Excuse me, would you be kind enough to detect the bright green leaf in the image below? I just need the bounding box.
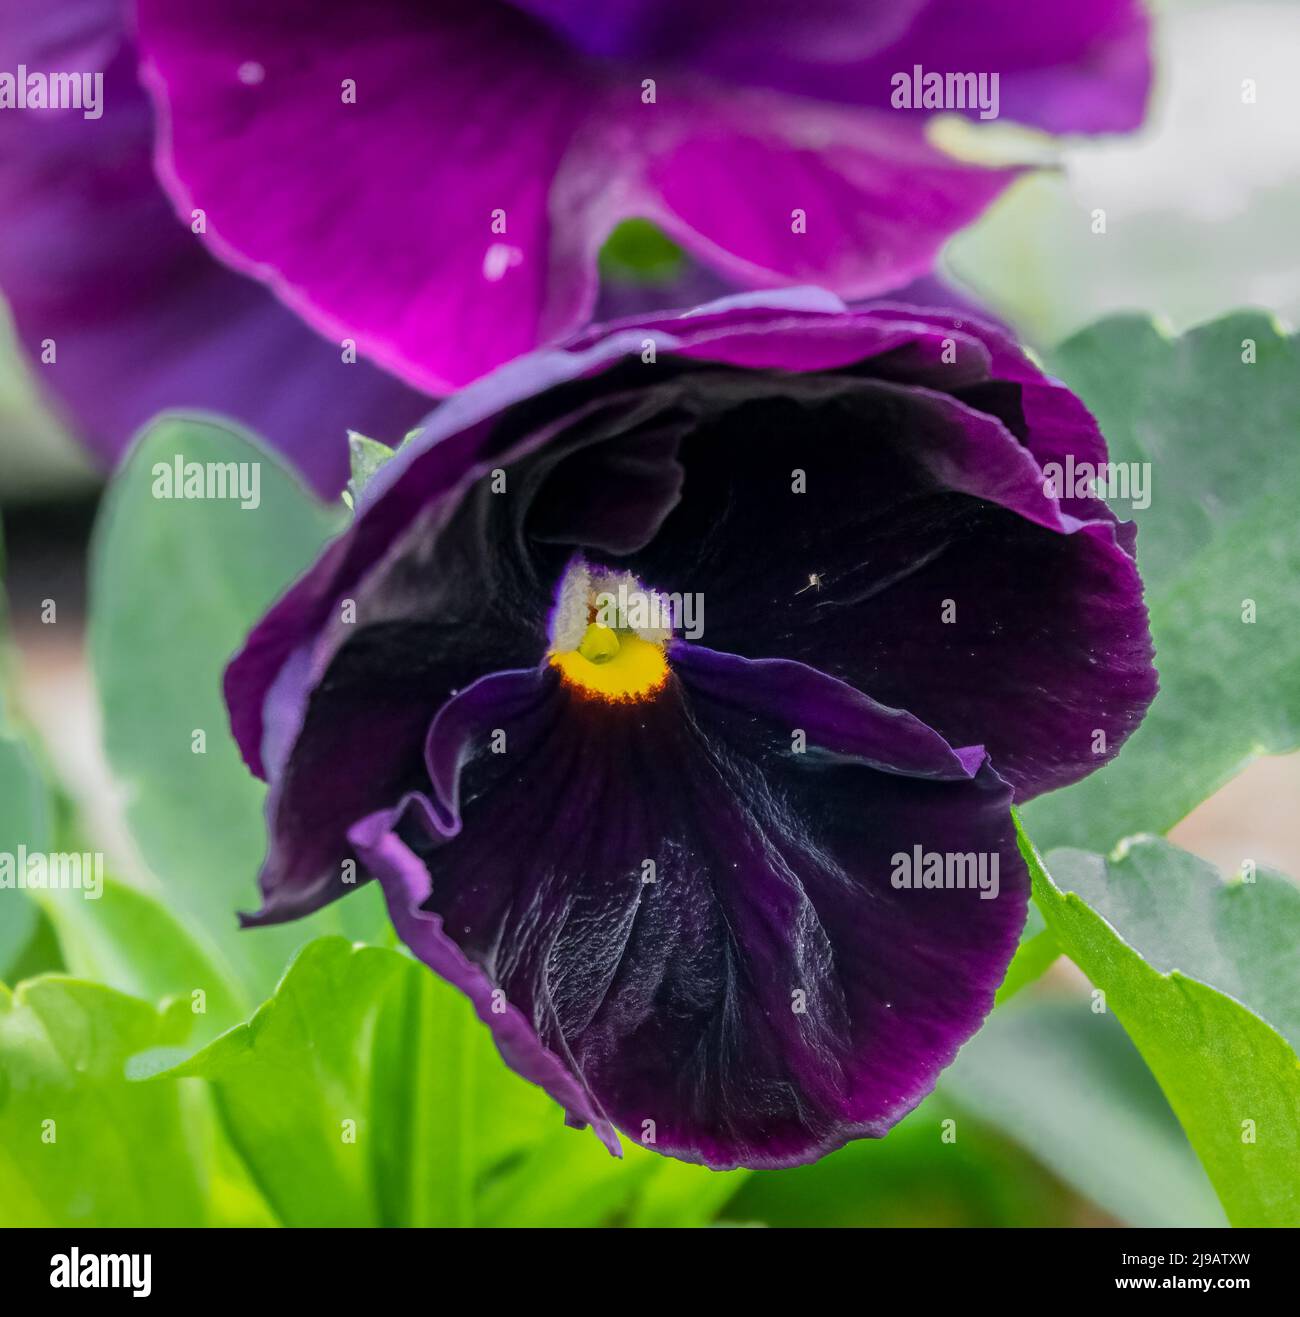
[624,1157,748,1229]
[599,218,687,284]
[0,977,207,1225]
[993,902,1058,1005]
[171,937,634,1227]
[32,874,243,1043]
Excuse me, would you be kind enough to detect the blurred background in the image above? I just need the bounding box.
[2,0,1297,1226]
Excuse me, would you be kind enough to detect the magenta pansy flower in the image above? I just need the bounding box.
[0,2,429,495]
[136,0,1151,395]
[224,293,1157,1167]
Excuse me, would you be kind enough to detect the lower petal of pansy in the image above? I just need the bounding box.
[356,640,1027,1169]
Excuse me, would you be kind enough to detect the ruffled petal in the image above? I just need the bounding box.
[231,303,1154,810]
[238,385,696,919]
[357,651,1027,1168]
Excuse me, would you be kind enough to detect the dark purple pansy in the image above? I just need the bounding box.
[0,2,429,495]
[226,293,1157,1168]
[136,0,1150,394]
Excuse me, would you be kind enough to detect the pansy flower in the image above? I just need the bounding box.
[226,293,1157,1168]
[0,2,429,495]
[136,0,1151,394]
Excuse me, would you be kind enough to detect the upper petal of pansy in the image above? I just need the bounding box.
[223,330,709,780]
[620,367,1155,799]
[135,0,610,396]
[0,2,428,496]
[679,0,1151,133]
[354,649,1027,1169]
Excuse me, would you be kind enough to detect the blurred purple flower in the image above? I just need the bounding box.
[225,293,1156,1167]
[0,3,430,496]
[135,0,1150,395]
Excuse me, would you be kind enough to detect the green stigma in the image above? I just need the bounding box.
[577,623,621,664]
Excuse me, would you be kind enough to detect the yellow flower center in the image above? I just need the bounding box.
[550,622,669,702]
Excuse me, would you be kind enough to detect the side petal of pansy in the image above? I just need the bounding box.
[0,1,428,496]
[352,652,1026,1169]
[135,0,1150,391]
[239,373,697,923]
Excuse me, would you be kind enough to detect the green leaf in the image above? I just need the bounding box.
[0,732,49,981]
[478,1128,657,1228]
[0,977,208,1225]
[1023,313,1300,849]
[948,997,1225,1226]
[345,430,395,506]
[730,1094,1072,1228]
[0,645,53,979]
[172,937,639,1227]
[171,937,404,1225]
[625,1157,749,1229]
[598,218,687,284]
[993,903,1058,1005]
[89,416,387,1005]
[1020,820,1300,1226]
[32,874,243,1043]
[0,518,63,984]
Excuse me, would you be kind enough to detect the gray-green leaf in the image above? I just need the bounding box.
[1023,313,1300,849]
[89,416,386,1006]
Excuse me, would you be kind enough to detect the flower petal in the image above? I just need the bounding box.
[356,651,1027,1168]
[621,368,1154,797]
[238,386,695,919]
[136,0,605,395]
[0,3,427,495]
[635,92,1020,301]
